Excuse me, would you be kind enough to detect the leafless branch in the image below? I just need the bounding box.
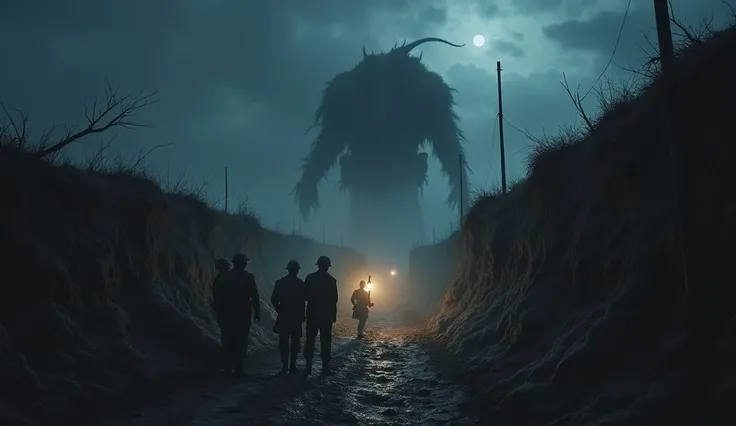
[0,102,30,148]
[34,82,157,157]
[84,137,117,172]
[613,61,656,84]
[668,1,716,51]
[167,166,189,193]
[592,76,636,118]
[236,197,259,221]
[725,1,736,21]
[560,73,595,133]
[624,33,663,81]
[189,175,212,200]
[128,142,173,171]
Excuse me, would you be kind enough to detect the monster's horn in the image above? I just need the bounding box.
[392,37,465,55]
[363,46,368,58]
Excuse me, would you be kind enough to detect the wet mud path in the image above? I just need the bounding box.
[272,326,478,426]
[103,323,478,426]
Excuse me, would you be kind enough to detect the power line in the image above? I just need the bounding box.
[580,0,633,102]
[502,116,536,143]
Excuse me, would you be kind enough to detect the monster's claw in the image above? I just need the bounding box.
[293,181,319,219]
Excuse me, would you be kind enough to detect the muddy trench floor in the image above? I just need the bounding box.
[98,321,479,426]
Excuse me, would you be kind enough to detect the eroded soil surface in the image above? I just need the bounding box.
[101,321,478,426]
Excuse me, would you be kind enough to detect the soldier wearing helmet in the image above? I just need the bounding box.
[217,253,261,377]
[351,279,374,338]
[303,255,339,376]
[270,260,306,375]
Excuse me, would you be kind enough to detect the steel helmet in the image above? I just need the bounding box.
[215,258,231,270]
[286,260,301,270]
[315,255,332,267]
[232,253,249,267]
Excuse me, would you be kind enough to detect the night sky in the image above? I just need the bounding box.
[1,0,731,244]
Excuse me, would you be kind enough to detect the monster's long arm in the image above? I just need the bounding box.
[423,72,470,211]
[293,73,351,217]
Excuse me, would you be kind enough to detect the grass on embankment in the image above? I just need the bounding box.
[420,20,736,426]
[0,140,364,426]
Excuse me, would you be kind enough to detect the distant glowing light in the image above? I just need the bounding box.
[473,34,486,47]
[390,269,397,276]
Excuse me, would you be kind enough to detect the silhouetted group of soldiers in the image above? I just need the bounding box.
[212,253,370,378]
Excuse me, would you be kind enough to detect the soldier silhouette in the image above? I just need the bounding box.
[351,279,374,338]
[303,255,338,376]
[271,260,306,375]
[217,253,260,377]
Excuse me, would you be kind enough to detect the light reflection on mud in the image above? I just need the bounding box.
[276,328,478,425]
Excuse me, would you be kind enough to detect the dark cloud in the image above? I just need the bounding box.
[512,0,563,13]
[420,5,449,27]
[503,0,599,15]
[0,0,726,242]
[509,31,525,41]
[444,63,582,186]
[542,0,732,69]
[475,1,501,18]
[0,0,450,237]
[493,40,525,58]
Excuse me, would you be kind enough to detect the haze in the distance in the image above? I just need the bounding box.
[0,0,730,247]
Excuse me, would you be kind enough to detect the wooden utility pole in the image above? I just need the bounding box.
[322,223,326,244]
[496,61,508,195]
[652,1,711,423]
[653,0,684,285]
[224,166,229,212]
[433,226,436,244]
[653,0,675,73]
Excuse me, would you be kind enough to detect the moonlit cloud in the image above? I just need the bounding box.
[0,0,731,244]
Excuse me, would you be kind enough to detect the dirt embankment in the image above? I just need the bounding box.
[422,25,736,425]
[407,232,461,317]
[0,149,365,426]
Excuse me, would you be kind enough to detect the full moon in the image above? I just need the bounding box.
[473,34,486,47]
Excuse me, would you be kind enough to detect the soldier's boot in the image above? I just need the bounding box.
[321,359,335,377]
[289,352,300,374]
[276,351,289,376]
[303,358,313,376]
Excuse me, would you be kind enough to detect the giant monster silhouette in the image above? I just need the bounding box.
[293,37,469,260]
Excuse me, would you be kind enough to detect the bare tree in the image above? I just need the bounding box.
[1,81,156,157]
[560,73,596,133]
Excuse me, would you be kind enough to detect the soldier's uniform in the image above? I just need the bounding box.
[303,255,338,376]
[271,260,306,375]
[350,283,372,338]
[219,253,260,377]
